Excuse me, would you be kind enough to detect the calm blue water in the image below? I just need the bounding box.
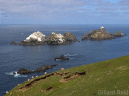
[0,24,129,95]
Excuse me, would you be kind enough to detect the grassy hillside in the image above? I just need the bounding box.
[5,55,129,96]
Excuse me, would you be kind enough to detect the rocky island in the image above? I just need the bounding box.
[54,54,69,61]
[82,26,126,40]
[11,31,77,45]
[15,64,58,74]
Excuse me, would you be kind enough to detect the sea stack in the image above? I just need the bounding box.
[82,26,114,40]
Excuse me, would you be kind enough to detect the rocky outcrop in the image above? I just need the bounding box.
[54,54,69,61]
[11,31,77,45]
[17,68,34,74]
[47,32,77,45]
[88,26,114,40]
[17,65,57,74]
[10,41,17,45]
[18,40,47,45]
[113,31,126,37]
[11,31,47,45]
[35,65,57,72]
[82,33,88,40]
[64,32,77,42]
[47,32,65,45]
[24,31,47,42]
[82,26,126,41]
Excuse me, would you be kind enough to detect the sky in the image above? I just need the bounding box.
[0,0,129,24]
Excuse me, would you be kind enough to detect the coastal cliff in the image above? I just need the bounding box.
[5,55,129,96]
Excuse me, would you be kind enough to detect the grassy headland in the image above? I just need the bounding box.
[5,55,129,96]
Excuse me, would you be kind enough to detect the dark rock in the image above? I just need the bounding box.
[64,32,77,42]
[17,65,57,74]
[17,68,35,74]
[54,54,69,61]
[10,41,18,45]
[13,72,16,75]
[113,31,126,37]
[18,41,47,45]
[47,40,59,45]
[35,64,58,72]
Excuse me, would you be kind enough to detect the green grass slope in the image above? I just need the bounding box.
[5,55,129,96]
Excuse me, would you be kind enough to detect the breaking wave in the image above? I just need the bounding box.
[5,71,27,78]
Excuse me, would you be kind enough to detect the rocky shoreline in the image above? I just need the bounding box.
[14,64,58,74]
[14,55,69,75]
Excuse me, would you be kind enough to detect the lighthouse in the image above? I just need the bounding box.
[101,26,104,29]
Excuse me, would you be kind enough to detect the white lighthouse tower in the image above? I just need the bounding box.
[101,26,104,29]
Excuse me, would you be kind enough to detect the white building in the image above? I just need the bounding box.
[101,26,104,29]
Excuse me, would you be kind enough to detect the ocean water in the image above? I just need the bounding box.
[0,24,129,95]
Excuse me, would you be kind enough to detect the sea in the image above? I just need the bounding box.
[0,24,129,96]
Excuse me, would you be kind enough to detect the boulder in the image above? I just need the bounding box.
[17,68,34,74]
[10,41,17,45]
[64,32,77,42]
[113,31,126,37]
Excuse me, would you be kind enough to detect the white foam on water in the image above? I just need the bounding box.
[64,54,78,57]
[5,71,27,78]
[55,59,61,61]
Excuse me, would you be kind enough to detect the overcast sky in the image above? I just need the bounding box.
[0,0,129,24]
